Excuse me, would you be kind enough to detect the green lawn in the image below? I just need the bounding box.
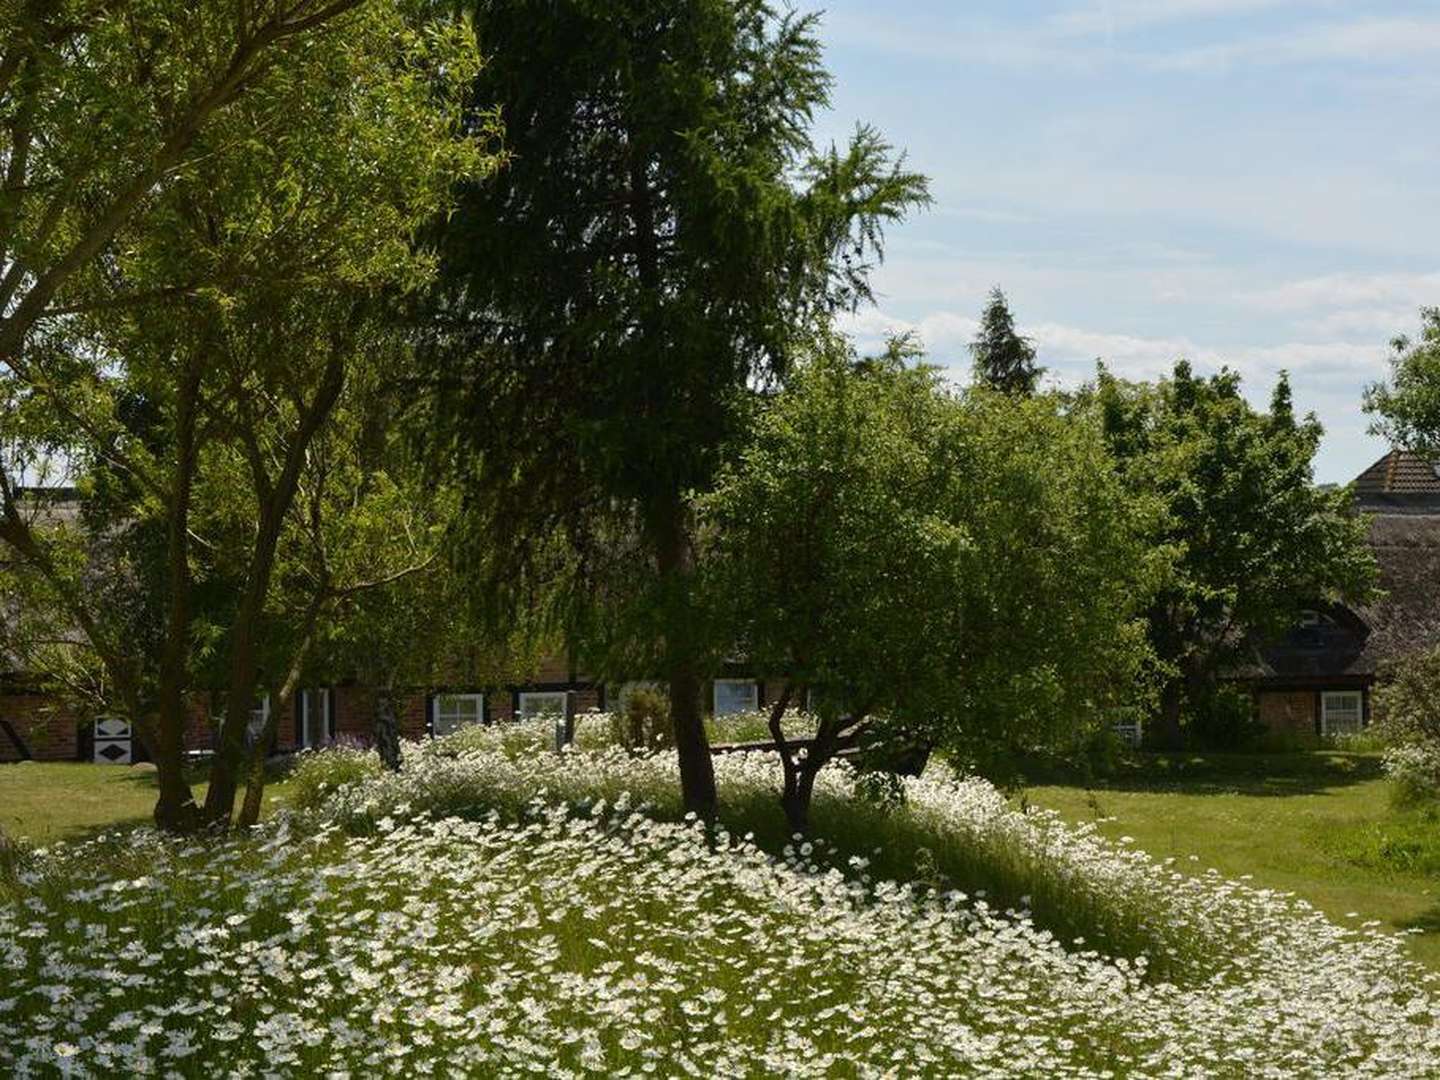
[0,762,290,844]
[1020,750,1440,969]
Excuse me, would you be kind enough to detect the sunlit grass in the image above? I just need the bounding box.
[1020,750,1440,970]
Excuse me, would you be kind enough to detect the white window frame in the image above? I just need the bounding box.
[432,692,485,738]
[1320,691,1364,736]
[518,691,569,721]
[712,678,759,717]
[247,695,271,745]
[1112,718,1143,748]
[299,688,332,749]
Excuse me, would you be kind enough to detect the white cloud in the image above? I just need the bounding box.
[1156,18,1440,72]
[1243,272,1440,313]
[844,307,1387,385]
[1050,0,1329,37]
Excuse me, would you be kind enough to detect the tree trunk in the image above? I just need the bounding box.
[375,678,402,772]
[204,351,345,826]
[235,736,269,829]
[651,490,717,820]
[147,708,201,832]
[1158,679,1184,749]
[154,355,203,832]
[782,765,820,836]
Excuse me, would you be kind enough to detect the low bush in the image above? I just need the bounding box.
[609,687,672,752]
[1183,684,1266,750]
[285,743,385,811]
[1384,742,1440,808]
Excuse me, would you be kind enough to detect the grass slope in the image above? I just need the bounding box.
[1021,751,1440,969]
[5,741,1438,1077]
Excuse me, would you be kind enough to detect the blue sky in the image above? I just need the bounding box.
[803,0,1440,482]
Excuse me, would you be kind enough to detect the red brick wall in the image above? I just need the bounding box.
[0,693,83,762]
[184,694,215,753]
[324,687,430,745]
[1257,690,1316,735]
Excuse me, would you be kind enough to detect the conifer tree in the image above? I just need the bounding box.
[970,288,1041,396]
[430,0,930,817]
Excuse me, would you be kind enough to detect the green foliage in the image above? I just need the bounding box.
[1364,307,1440,453]
[427,0,930,673]
[287,745,385,812]
[1,0,497,826]
[1383,745,1440,809]
[1181,684,1264,751]
[700,338,1157,766]
[611,688,674,753]
[970,287,1041,396]
[1085,361,1377,742]
[1374,646,1440,748]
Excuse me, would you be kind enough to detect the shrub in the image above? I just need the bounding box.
[609,687,672,752]
[286,743,385,810]
[1383,742,1440,807]
[1374,647,1440,746]
[1184,684,1264,749]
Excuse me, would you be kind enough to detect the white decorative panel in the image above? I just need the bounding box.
[94,717,132,765]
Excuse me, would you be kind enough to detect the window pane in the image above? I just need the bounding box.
[519,692,567,719]
[714,680,758,717]
[434,694,483,737]
[1323,693,1362,735]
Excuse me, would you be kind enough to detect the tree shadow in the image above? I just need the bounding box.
[1017,750,1385,798]
[1399,903,1440,935]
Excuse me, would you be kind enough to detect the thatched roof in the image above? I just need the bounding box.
[1347,509,1440,673]
[1243,451,1440,682]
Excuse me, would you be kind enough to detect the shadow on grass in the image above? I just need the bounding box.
[1016,750,1384,798]
[1399,902,1440,936]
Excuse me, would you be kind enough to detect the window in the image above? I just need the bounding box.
[432,693,484,737]
[518,691,568,721]
[1112,718,1142,748]
[298,688,332,749]
[713,678,759,717]
[247,695,270,746]
[1321,691,1363,736]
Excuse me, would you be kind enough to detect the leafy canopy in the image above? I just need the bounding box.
[1364,307,1440,453]
[701,338,1156,766]
[429,0,930,631]
[1087,360,1376,726]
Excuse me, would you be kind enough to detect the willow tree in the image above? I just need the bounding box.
[0,1,492,830]
[430,0,929,817]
